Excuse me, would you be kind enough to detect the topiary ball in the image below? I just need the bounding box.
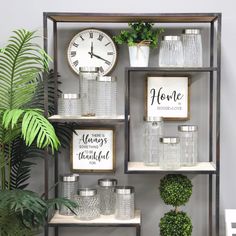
[160,210,192,236]
[159,174,193,207]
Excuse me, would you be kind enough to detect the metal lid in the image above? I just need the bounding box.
[145,116,163,122]
[183,29,200,35]
[79,67,99,73]
[162,36,181,41]
[98,178,118,187]
[160,137,180,144]
[77,188,97,196]
[115,186,135,194]
[97,76,117,82]
[60,174,79,182]
[178,125,198,132]
[60,93,79,99]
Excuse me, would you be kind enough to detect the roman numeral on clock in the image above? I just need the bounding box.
[89,32,93,38]
[71,51,76,57]
[80,35,84,41]
[107,52,114,55]
[97,34,104,41]
[105,61,111,65]
[99,66,104,73]
[105,42,111,47]
[73,60,79,67]
[73,42,79,47]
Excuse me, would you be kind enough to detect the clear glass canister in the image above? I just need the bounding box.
[144,117,163,166]
[178,125,198,166]
[58,94,81,116]
[59,174,79,215]
[98,178,117,215]
[74,188,100,220]
[115,186,135,220]
[159,137,180,170]
[159,36,184,67]
[182,29,203,67]
[79,67,99,116]
[96,76,117,117]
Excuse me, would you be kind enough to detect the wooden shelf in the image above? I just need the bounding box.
[49,210,141,226]
[46,12,220,23]
[127,162,216,174]
[126,67,218,73]
[48,115,125,124]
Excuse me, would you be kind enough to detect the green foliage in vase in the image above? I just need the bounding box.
[159,210,192,236]
[159,174,193,207]
[113,22,164,48]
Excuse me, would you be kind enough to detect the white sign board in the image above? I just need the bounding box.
[146,76,189,120]
[72,128,115,172]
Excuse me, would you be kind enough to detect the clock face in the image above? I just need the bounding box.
[67,29,117,75]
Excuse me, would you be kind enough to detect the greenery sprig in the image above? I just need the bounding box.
[113,22,164,48]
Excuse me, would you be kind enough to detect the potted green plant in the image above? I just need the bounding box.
[114,22,163,67]
[0,29,76,235]
[159,174,193,236]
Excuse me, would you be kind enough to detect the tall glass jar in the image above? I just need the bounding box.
[182,29,203,67]
[144,117,163,166]
[159,36,184,67]
[98,178,117,215]
[96,76,117,117]
[159,137,180,170]
[178,125,198,166]
[74,188,100,220]
[58,93,81,116]
[79,67,99,116]
[59,174,79,216]
[115,186,135,220]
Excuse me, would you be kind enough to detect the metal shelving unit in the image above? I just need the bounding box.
[43,12,221,236]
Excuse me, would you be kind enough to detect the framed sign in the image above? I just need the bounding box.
[72,128,115,172]
[146,76,190,120]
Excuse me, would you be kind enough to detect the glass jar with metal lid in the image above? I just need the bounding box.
[79,67,99,116]
[158,36,184,67]
[96,76,117,117]
[182,29,203,67]
[159,137,180,170]
[74,188,100,220]
[115,186,135,220]
[178,125,198,166]
[58,93,81,116]
[98,178,117,215]
[144,116,163,166]
[59,174,79,216]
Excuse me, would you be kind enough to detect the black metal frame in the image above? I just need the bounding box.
[43,12,221,236]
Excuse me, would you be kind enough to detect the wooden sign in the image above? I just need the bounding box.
[146,76,189,120]
[72,128,115,172]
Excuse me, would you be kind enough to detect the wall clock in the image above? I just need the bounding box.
[67,29,118,76]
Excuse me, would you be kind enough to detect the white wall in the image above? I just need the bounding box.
[1,0,235,235]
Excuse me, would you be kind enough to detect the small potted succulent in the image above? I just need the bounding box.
[114,22,163,67]
[159,174,193,236]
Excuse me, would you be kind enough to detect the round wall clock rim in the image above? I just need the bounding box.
[67,28,118,76]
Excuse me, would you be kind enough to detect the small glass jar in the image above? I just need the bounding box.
[115,186,135,220]
[98,178,117,215]
[182,29,203,67]
[74,188,100,221]
[58,94,81,116]
[178,125,198,166]
[144,117,163,166]
[96,76,117,117]
[59,174,79,216]
[79,67,99,116]
[159,36,184,67]
[159,137,180,170]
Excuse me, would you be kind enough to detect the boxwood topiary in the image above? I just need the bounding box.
[159,174,193,207]
[160,210,192,236]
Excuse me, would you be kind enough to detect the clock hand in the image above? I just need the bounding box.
[88,52,110,64]
[90,42,93,58]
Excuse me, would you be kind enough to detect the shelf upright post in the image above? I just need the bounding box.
[216,13,222,236]
[43,12,49,236]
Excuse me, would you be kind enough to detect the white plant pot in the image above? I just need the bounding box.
[128,45,150,67]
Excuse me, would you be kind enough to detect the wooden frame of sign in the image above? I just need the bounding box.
[146,75,190,121]
[71,127,115,173]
